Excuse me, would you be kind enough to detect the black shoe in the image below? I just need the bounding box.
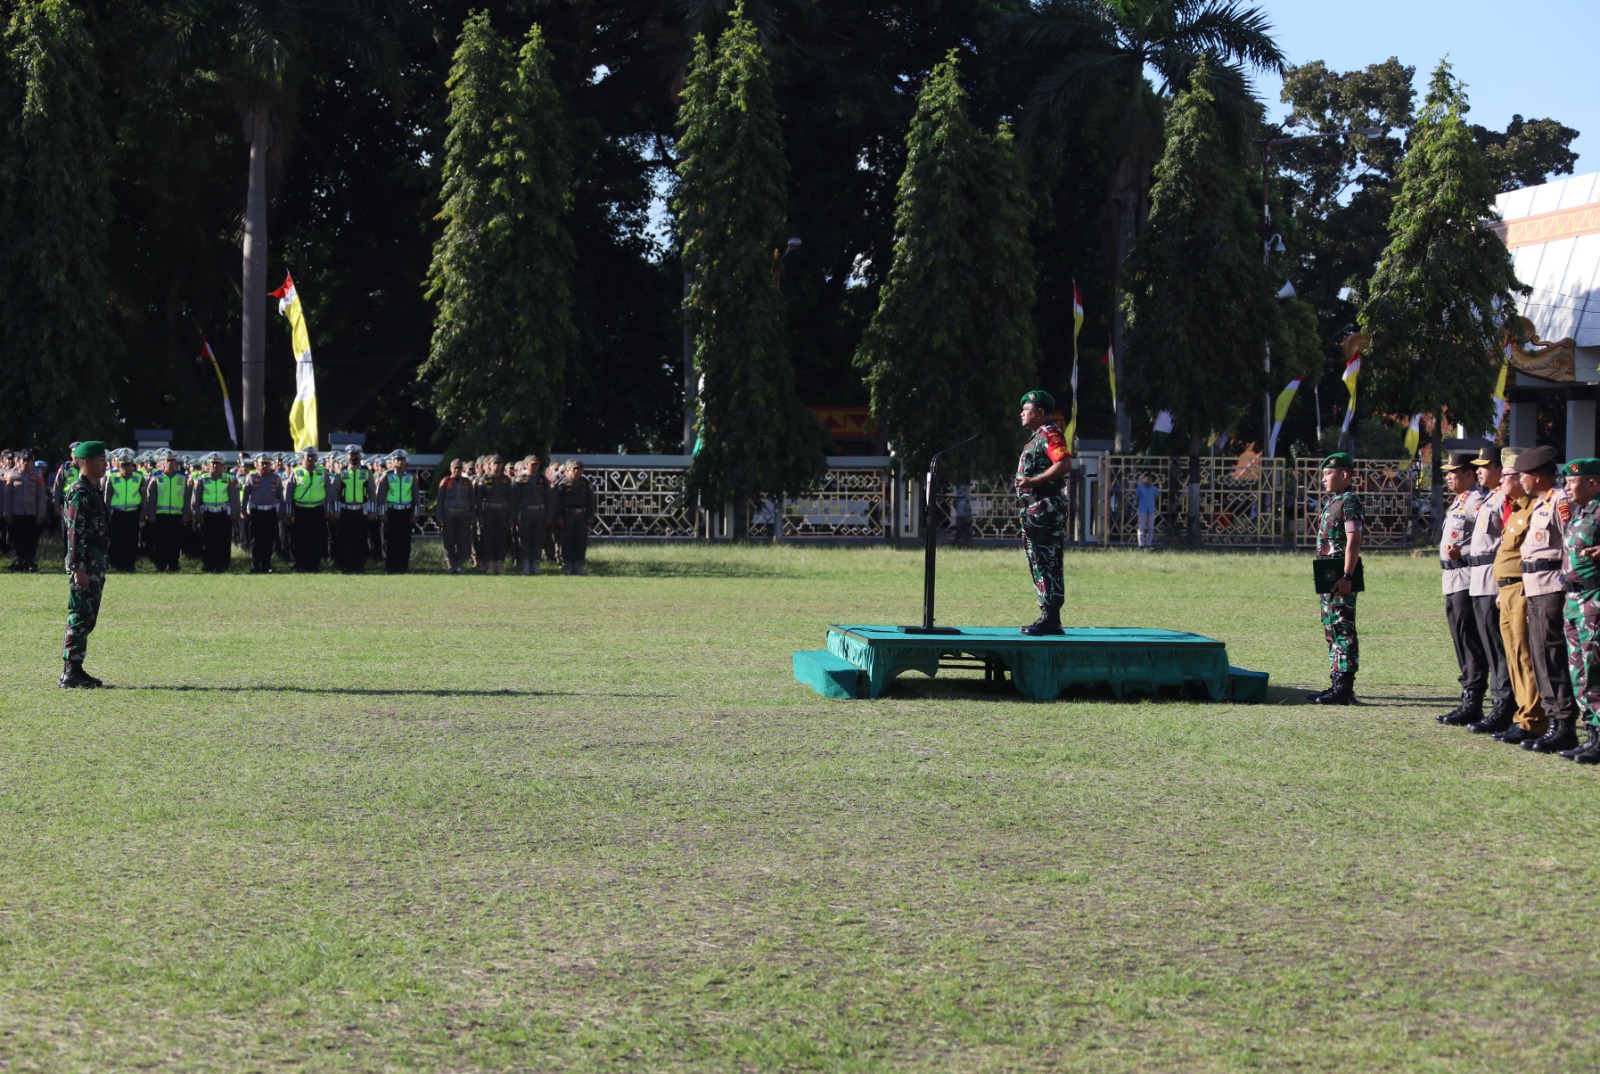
[58,661,102,689]
[1020,610,1063,636]
[1306,684,1335,703]
[1312,672,1356,706]
[1468,698,1514,734]
[1559,723,1599,760]
[1498,724,1540,745]
[1575,731,1600,765]
[1526,717,1578,753]
[1441,687,1484,726]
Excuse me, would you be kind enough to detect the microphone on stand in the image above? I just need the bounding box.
[900,430,981,634]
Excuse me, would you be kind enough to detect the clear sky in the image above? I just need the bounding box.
[1254,0,1594,176]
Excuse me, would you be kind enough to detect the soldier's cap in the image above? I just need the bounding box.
[1565,458,1600,476]
[1443,450,1479,472]
[1020,389,1056,409]
[1320,452,1355,470]
[72,440,107,460]
[1513,444,1560,474]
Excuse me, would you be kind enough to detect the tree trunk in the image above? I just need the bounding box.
[1187,432,1202,544]
[240,104,269,451]
[1110,155,1140,453]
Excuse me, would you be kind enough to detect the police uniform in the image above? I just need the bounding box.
[102,453,146,572]
[1491,450,1547,742]
[241,454,285,573]
[6,451,47,572]
[1462,448,1514,734]
[330,448,373,574]
[1437,451,1491,725]
[60,441,111,688]
[285,452,330,572]
[375,452,421,574]
[143,452,191,572]
[189,454,241,572]
[1514,445,1581,753]
[1311,452,1363,704]
[1015,389,1071,635]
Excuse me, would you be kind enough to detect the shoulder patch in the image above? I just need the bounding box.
[1558,499,1573,524]
[1043,427,1070,463]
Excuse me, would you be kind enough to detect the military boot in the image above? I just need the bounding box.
[1439,687,1483,725]
[1021,608,1063,636]
[1468,697,1514,734]
[1558,722,1600,760]
[1496,721,1541,744]
[1573,724,1600,765]
[1312,671,1356,706]
[58,661,102,689]
[1525,716,1579,753]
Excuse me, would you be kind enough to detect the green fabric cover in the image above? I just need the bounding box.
[826,625,1231,702]
[793,650,863,700]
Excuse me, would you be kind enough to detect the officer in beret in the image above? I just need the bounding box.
[1014,390,1072,635]
[1437,451,1491,725]
[1511,444,1580,753]
[1489,447,1547,741]
[1559,458,1600,763]
[60,441,111,688]
[1461,447,1514,733]
[1309,452,1363,704]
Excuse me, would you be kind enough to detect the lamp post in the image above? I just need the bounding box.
[1256,125,1384,451]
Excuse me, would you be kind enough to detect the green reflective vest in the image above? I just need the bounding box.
[198,475,232,507]
[107,473,142,509]
[292,467,327,507]
[339,471,367,505]
[152,472,186,514]
[385,473,414,506]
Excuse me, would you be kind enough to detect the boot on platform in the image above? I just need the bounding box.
[1468,697,1514,735]
[1021,608,1063,637]
[1441,687,1484,726]
[1558,722,1600,760]
[1526,716,1579,753]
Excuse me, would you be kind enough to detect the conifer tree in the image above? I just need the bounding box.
[676,5,825,525]
[423,14,575,458]
[1122,62,1275,542]
[0,0,117,453]
[854,52,1037,485]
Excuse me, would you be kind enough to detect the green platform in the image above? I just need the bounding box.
[808,624,1257,702]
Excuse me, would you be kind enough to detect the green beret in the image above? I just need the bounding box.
[1320,452,1354,470]
[1564,458,1600,476]
[1020,389,1056,409]
[72,440,107,460]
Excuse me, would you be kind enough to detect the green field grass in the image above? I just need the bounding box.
[2,544,1597,1072]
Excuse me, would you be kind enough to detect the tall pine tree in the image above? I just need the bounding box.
[1122,61,1276,541]
[854,52,1037,485]
[423,14,575,459]
[0,0,117,454]
[676,5,825,525]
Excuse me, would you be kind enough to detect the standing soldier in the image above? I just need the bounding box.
[1014,390,1072,635]
[189,453,241,572]
[144,449,190,573]
[557,459,596,575]
[330,445,373,573]
[474,454,514,574]
[60,441,111,688]
[6,449,48,572]
[1512,445,1580,753]
[435,459,473,574]
[1490,448,1547,743]
[102,450,146,572]
[375,450,421,574]
[241,452,285,573]
[1463,449,1515,734]
[1559,458,1600,763]
[1437,451,1491,724]
[514,454,549,575]
[284,448,330,572]
[1308,452,1363,705]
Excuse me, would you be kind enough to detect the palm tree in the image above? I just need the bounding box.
[1005,0,1283,449]
[157,0,405,450]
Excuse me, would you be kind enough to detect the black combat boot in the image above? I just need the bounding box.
[1525,716,1579,753]
[1497,722,1541,744]
[1021,608,1063,636]
[1468,697,1514,734]
[58,661,102,689]
[1573,724,1600,765]
[1306,674,1337,703]
[1441,687,1485,726]
[1558,722,1600,760]
[1312,671,1356,706]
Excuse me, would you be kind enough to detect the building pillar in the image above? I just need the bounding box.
[1568,397,1597,460]
[1510,399,1538,448]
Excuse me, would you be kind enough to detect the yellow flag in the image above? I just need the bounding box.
[1404,413,1422,458]
[270,272,319,451]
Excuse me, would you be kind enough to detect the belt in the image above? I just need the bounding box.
[110,506,141,513]
[1467,553,1497,566]
[339,503,366,511]
[200,505,231,514]
[384,504,413,513]
[1498,578,1520,588]
[1564,577,1600,594]
[248,504,278,512]
[1520,559,1560,574]
[1439,558,1467,570]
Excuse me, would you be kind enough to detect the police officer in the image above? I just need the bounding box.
[330,445,373,573]
[284,448,330,572]
[241,451,284,573]
[60,441,111,688]
[1463,448,1515,734]
[102,449,146,572]
[5,448,48,572]
[1014,390,1072,635]
[1558,458,1600,763]
[189,452,241,572]
[1514,445,1580,753]
[143,449,191,572]
[557,459,596,575]
[1309,452,1363,705]
[1437,451,1491,724]
[1490,448,1547,743]
[375,449,421,574]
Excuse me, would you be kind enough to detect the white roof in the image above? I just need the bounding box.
[1493,172,1600,348]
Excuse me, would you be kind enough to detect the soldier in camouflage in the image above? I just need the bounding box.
[1310,452,1364,705]
[1558,458,1600,763]
[1014,390,1072,636]
[61,441,111,688]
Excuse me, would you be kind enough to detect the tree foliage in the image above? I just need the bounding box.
[676,6,825,508]
[0,0,117,454]
[854,52,1037,484]
[422,13,575,460]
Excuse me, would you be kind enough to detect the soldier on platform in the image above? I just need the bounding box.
[284,448,329,572]
[189,452,241,572]
[1437,451,1491,725]
[102,450,146,572]
[1014,390,1071,636]
[6,449,48,572]
[241,452,284,573]
[1513,445,1580,753]
[375,450,421,574]
[1309,452,1363,705]
[60,441,111,688]
[474,454,514,574]
[1463,448,1515,734]
[557,459,596,575]
[330,445,373,573]
[1490,448,1547,743]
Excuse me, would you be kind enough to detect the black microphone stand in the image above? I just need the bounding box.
[900,431,981,634]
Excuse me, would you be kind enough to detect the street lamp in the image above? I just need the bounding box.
[1256,125,1385,451]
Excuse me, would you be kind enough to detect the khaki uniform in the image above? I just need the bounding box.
[1494,492,1546,731]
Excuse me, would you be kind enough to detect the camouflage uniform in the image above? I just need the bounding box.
[63,476,110,664]
[1562,497,1600,729]
[1316,488,1364,675]
[1016,421,1071,614]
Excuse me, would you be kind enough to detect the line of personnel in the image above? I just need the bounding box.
[1,445,597,577]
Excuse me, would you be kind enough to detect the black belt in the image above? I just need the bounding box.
[1521,560,1560,574]
[1498,578,1520,588]
[1440,558,1467,570]
[1564,577,1600,595]
[1467,553,1496,566]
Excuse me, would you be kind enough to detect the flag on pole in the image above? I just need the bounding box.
[1267,376,1301,458]
[1340,355,1362,435]
[1403,413,1422,458]
[1148,410,1174,455]
[198,331,239,447]
[1065,281,1084,446]
[269,272,319,451]
[1487,341,1512,438]
[1102,344,1117,409]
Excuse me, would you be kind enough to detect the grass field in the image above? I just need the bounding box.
[2,543,1597,1073]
